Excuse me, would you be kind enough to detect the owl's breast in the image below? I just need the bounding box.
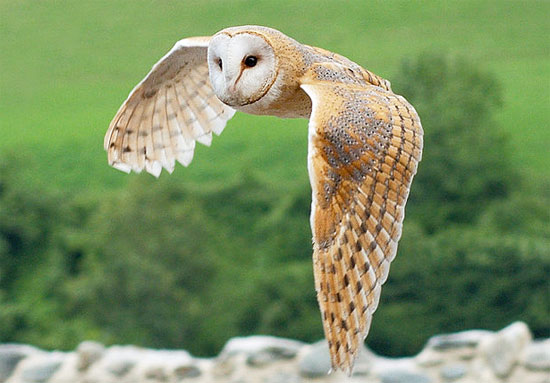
[234,73,313,119]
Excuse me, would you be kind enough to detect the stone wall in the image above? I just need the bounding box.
[1,322,548,383]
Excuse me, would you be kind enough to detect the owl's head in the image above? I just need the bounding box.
[207,27,278,108]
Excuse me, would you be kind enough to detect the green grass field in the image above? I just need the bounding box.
[1,0,549,192]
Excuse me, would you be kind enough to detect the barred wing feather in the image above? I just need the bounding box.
[301,64,423,373]
[104,37,235,177]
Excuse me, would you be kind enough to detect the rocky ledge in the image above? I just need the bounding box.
[1,322,549,383]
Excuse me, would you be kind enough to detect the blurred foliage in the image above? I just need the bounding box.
[369,222,550,355]
[1,54,549,357]
[394,54,516,232]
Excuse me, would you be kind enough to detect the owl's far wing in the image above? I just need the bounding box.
[104,37,236,177]
[300,64,423,374]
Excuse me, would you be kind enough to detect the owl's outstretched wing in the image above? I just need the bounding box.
[301,63,423,374]
[104,37,236,177]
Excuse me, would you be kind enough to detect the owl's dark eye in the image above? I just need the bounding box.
[244,56,257,67]
[217,58,223,70]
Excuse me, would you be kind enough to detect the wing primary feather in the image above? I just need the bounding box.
[175,79,207,145]
[166,85,195,166]
[159,85,176,172]
[315,251,335,369]
[109,104,133,161]
[327,247,346,370]
[169,84,195,144]
[105,100,131,152]
[121,99,147,170]
[111,100,139,167]
[136,98,150,172]
[332,234,356,373]
[151,91,170,171]
[143,91,161,177]
[131,98,148,171]
[320,249,339,369]
[186,70,214,146]
[105,38,236,175]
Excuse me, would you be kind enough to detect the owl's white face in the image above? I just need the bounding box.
[207,32,277,108]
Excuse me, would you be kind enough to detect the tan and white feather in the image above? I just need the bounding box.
[105,25,423,374]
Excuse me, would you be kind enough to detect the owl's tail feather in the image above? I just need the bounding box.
[313,218,385,375]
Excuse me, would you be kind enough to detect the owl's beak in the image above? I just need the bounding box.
[225,68,244,96]
[228,81,237,94]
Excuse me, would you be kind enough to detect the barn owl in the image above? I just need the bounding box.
[104,25,423,374]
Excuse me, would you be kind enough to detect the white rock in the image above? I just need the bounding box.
[522,339,550,371]
[507,362,550,383]
[86,345,195,383]
[211,351,243,379]
[468,356,501,383]
[415,348,445,368]
[8,352,65,383]
[0,322,548,383]
[46,353,79,383]
[220,336,305,360]
[372,356,424,383]
[426,330,493,351]
[417,330,492,367]
[85,345,140,382]
[440,363,467,381]
[76,341,105,371]
[173,364,201,379]
[0,345,39,382]
[298,340,331,378]
[379,369,432,383]
[479,321,532,378]
[265,372,302,383]
[128,348,195,381]
[298,339,375,378]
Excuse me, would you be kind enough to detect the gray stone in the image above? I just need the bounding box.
[106,358,135,377]
[264,372,302,383]
[380,370,432,383]
[426,330,493,351]
[246,346,299,367]
[440,363,467,381]
[93,347,192,382]
[174,365,201,378]
[145,366,169,381]
[415,348,445,367]
[76,340,105,371]
[0,344,37,382]
[0,324,548,383]
[479,321,532,378]
[20,356,63,383]
[247,352,274,367]
[298,340,375,378]
[523,340,550,371]
[221,336,304,364]
[298,340,331,378]
[212,356,237,378]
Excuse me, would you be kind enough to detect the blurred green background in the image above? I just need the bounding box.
[0,0,549,357]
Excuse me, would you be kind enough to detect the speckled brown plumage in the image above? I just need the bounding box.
[104,25,423,375]
[302,66,422,373]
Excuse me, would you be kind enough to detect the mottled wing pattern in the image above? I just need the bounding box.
[301,63,423,374]
[306,46,392,92]
[104,37,236,176]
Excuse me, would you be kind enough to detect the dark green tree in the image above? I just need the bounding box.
[369,224,550,356]
[393,54,517,232]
